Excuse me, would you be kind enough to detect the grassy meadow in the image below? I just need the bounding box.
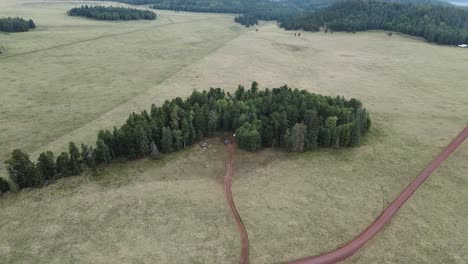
[1,0,467,263]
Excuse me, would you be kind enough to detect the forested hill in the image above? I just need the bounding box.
[280,0,468,45]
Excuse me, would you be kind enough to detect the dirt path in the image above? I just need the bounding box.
[223,128,467,264]
[224,143,249,264]
[289,127,468,264]
[0,18,212,61]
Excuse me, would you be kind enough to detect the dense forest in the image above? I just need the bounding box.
[92,0,329,26]
[234,14,258,27]
[92,0,458,27]
[147,0,329,26]
[0,17,36,33]
[68,6,157,21]
[280,0,468,45]
[3,83,370,193]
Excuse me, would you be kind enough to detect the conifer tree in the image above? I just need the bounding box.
[56,152,71,177]
[68,142,82,175]
[5,149,43,189]
[161,127,173,153]
[339,123,352,147]
[37,151,56,182]
[172,129,183,151]
[95,139,111,165]
[81,144,97,172]
[304,109,320,149]
[28,19,36,29]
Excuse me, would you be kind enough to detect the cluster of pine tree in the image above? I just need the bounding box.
[68,6,157,21]
[234,15,258,27]
[5,143,85,191]
[4,83,370,193]
[280,0,468,45]
[0,17,36,33]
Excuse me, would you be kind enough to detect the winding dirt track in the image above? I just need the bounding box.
[290,127,468,264]
[224,143,249,264]
[224,127,467,264]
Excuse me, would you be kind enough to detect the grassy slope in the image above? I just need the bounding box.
[0,1,467,263]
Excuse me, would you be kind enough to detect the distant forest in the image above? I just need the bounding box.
[91,0,463,31]
[68,6,157,21]
[0,17,36,32]
[94,0,331,26]
[280,0,468,45]
[93,0,465,32]
[3,83,370,193]
[147,0,329,26]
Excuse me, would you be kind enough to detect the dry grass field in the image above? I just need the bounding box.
[1,0,467,263]
[0,0,245,172]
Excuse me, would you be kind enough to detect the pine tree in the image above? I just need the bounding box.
[207,110,218,136]
[304,110,320,149]
[56,152,71,177]
[172,129,183,151]
[98,129,115,159]
[339,124,352,147]
[37,151,56,182]
[161,127,173,153]
[319,128,331,147]
[28,19,36,29]
[95,139,111,165]
[68,142,82,175]
[134,124,150,157]
[181,117,194,148]
[236,122,261,152]
[81,144,96,172]
[6,149,43,189]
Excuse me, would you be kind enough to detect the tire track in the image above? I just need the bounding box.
[224,142,249,264]
[16,18,244,157]
[289,127,468,264]
[0,18,211,60]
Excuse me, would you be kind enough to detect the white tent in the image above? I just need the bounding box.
[458,44,468,48]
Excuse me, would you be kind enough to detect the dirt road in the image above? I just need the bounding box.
[223,127,467,264]
[289,127,468,264]
[224,143,249,264]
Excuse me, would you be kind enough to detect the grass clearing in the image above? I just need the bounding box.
[0,0,245,175]
[1,1,467,263]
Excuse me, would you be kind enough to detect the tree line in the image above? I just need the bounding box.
[0,17,36,33]
[2,83,370,194]
[147,0,313,26]
[68,5,157,21]
[99,0,451,27]
[280,0,468,45]
[234,14,258,27]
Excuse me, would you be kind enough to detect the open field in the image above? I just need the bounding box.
[1,0,468,263]
[0,0,245,176]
